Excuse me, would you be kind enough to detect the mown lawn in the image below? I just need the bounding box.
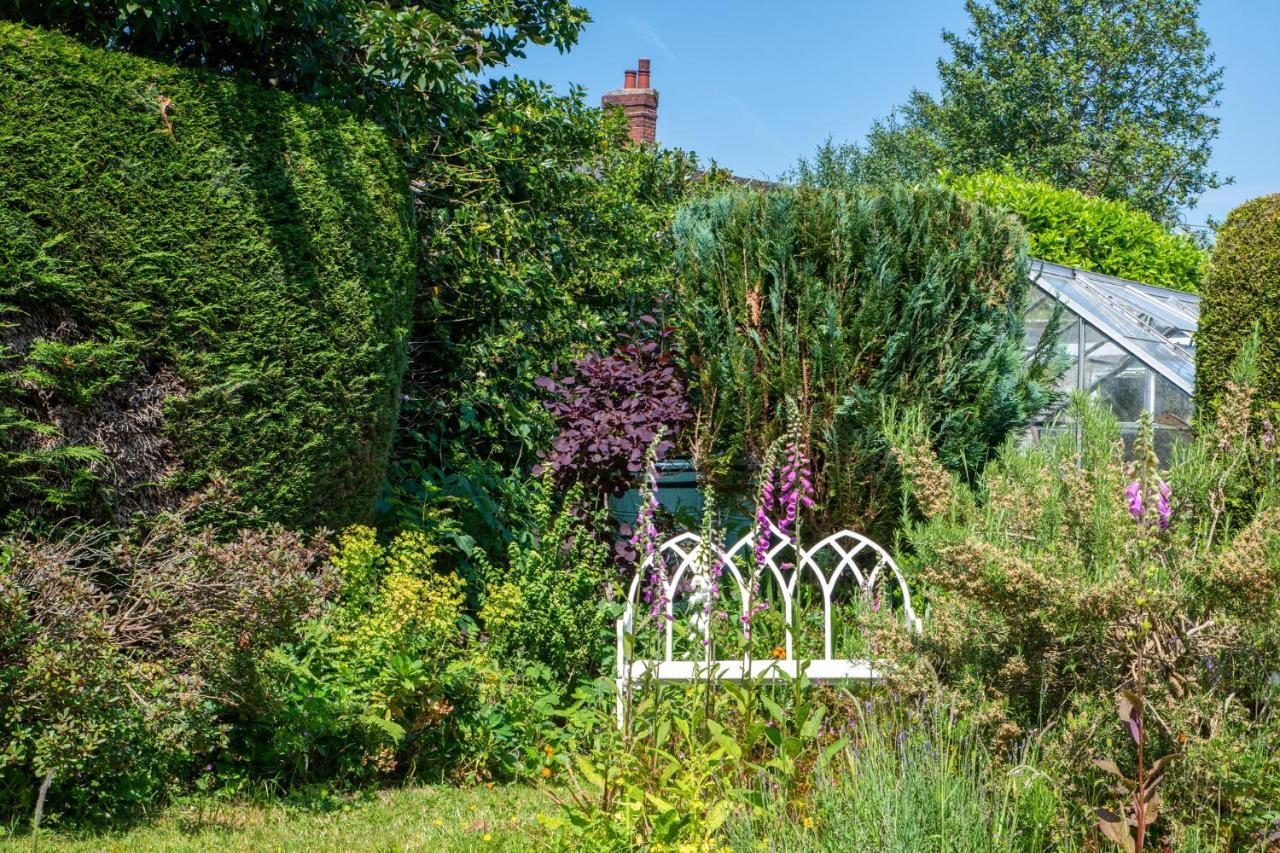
[4,784,559,852]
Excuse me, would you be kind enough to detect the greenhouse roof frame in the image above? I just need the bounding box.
[1028,259,1199,397]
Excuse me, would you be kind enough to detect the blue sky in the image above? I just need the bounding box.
[503,1,1280,227]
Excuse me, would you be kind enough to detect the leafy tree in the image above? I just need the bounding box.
[381,82,720,553]
[3,0,587,154]
[798,0,1227,224]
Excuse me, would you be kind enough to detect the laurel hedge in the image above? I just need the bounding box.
[0,22,415,530]
[951,172,1206,292]
[1196,194,1280,419]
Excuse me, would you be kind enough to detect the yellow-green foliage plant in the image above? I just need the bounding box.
[951,172,1206,292]
[252,526,470,784]
[478,479,612,687]
[1196,194,1280,423]
[330,526,464,670]
[886,337,1280,848]
[0,22,415,531]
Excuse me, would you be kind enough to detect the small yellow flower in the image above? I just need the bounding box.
[432,818,443,827]
[485,781,494,789]
[482,833,492,843]
[540,766,552,778]
[803,816,814,829]
[544,744,554,757]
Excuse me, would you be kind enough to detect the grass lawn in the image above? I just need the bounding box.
[3,783,559,852]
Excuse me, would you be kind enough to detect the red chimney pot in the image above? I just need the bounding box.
[601,58,658,144]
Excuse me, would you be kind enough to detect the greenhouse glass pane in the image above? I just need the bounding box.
[1096,364,1149,423]
[1081,322,1125,379]
[1056,315,1082,393]
[1154,375,1193,431]
[1023,296,1055,354]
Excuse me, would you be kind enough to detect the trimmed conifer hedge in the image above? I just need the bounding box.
[0,22,415,530]
[1196,194,1280,419]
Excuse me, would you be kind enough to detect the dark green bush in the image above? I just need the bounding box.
[1196,194,1280,420]
[384,79,721,557]
[0,22,415,531]
[950,172,1206,292]
[672,184,1058,535]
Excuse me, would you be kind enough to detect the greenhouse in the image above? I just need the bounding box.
[1023,259,1199,459]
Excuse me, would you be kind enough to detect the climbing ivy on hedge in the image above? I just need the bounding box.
[1196,194,1280,420]
[672,185,1060,537]
[0,23,415,530]
[951,172,1206,292]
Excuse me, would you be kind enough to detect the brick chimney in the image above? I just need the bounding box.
[602,58,658,143]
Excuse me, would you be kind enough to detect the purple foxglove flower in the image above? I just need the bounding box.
[1157,480,1172,530]
[1125,479,1143,520]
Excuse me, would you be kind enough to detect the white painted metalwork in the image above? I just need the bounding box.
[615,521,920,726]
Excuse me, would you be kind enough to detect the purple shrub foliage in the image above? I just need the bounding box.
[534,314,692,499]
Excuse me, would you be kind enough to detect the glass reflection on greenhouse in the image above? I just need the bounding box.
[1023,260,1199,461]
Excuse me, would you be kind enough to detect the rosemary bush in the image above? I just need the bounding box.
[889,339,1280,848]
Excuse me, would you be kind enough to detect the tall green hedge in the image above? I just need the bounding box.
[672,185,1059,534]
[951,172,1206,292]
[1196,194,1280,419]
[0,23,415,530]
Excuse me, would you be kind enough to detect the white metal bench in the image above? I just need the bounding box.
[616,521,921,726]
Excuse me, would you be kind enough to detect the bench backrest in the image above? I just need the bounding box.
[617,520,921,683]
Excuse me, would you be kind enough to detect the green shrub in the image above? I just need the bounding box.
[0,22,415,531]
[248,526,466,783]
[0,486,335,822]
[889,347,1280,845]
[672,184,1058,536]
[951,172,1206,291]
[478,480,612,686]
[1196,194,1280,421]
[0,609,212,824]
[253,526,569,786]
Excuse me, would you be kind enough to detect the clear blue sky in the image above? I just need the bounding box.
[503,1,1280,227]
